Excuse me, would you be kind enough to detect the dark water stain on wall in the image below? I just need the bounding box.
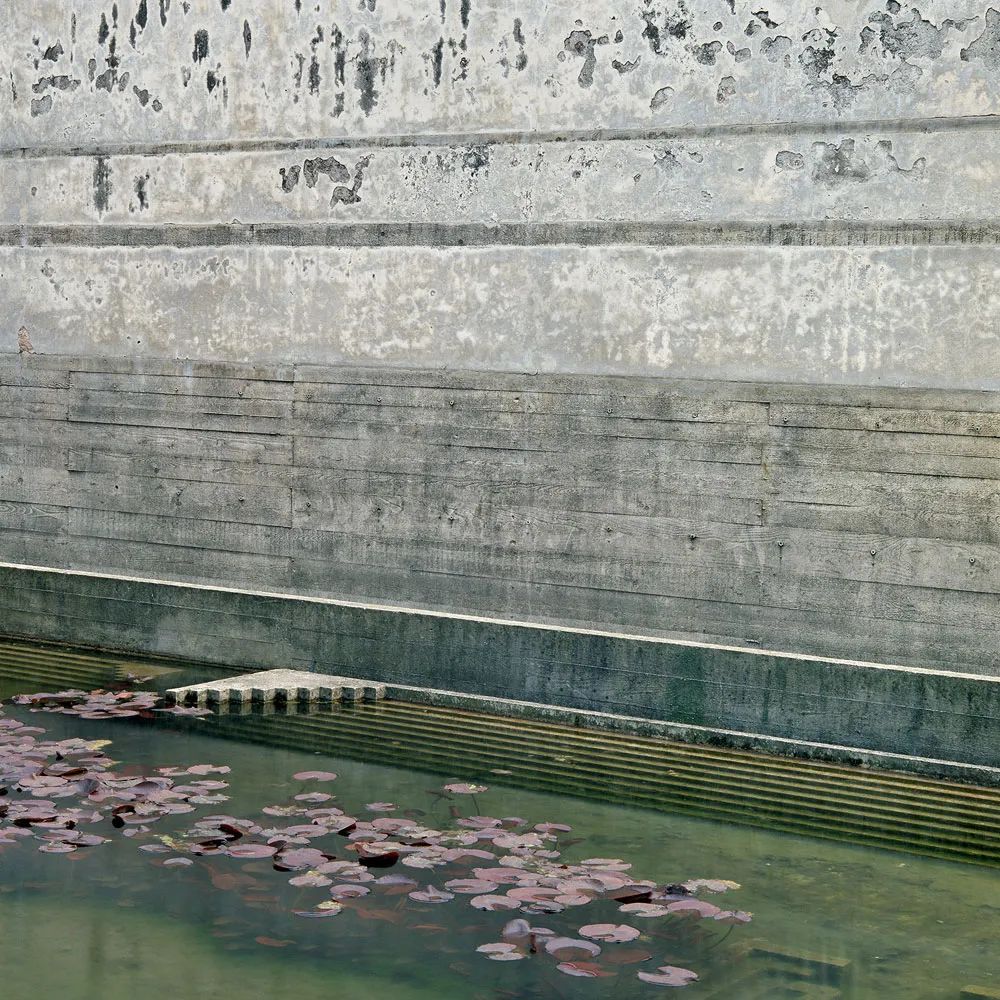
[356,30,379,114]
[461,145,489,175]
[430,37,444,85]
[641,1,692,54]
[93,156,112,213]
[192,28,209,63]
[134,174,150,210]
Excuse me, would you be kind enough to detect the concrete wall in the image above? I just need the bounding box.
[2,1,1000,387]
[2,352,999,677]
[2,3,999,768]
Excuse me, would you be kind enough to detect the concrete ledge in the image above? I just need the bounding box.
[1,562,999,778]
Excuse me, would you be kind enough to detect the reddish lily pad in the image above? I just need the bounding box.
[227,844,278,859]
[557,962,616,978]
[579,924,642,943]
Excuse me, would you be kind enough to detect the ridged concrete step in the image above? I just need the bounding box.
[166,669,387,706]
[206,705,1000,869]
[2,639,1000,869]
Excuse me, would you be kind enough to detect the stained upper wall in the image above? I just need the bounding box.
[6,0,1000,143]
[2,2,1000,388]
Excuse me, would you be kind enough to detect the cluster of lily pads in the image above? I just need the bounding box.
[2,689,753,988]
[0,711,227,854]
[12,688,211,718]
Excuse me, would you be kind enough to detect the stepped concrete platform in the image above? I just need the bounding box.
[167,669,386,707]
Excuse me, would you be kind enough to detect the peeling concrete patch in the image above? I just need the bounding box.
[304,156,352,187]
[809,138,926,186]
[812,139,871,186]
[650,85,673,110]
[564,28,608,87]
[775,150,804,171]
[862,7,968,60]
[690,39,722,64]
[961,8,1000,69]
[279,165,301,192]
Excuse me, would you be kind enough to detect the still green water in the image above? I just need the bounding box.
[0,672,997,1000]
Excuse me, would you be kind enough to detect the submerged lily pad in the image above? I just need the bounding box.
[443,783,488,795]
[557,962,615,978]
[470,895,521,912]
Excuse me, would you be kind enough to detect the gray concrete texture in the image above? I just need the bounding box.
[1,354,999,678]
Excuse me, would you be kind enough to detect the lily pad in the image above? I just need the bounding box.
[579,924,641,943]
[476,943,525,962]
[557,962,615,978]
[637,966,699,987]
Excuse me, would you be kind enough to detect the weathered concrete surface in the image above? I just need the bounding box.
[1,355,999,677]
[5,4,1000,388]
[3,245,999,388]
[5,1,1000,146]
[2,564,999,771]
[0,130,964,227]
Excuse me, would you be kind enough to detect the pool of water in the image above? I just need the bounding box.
[0,645,997,1000]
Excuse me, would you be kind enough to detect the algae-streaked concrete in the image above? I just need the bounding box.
[2,564,998,777]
